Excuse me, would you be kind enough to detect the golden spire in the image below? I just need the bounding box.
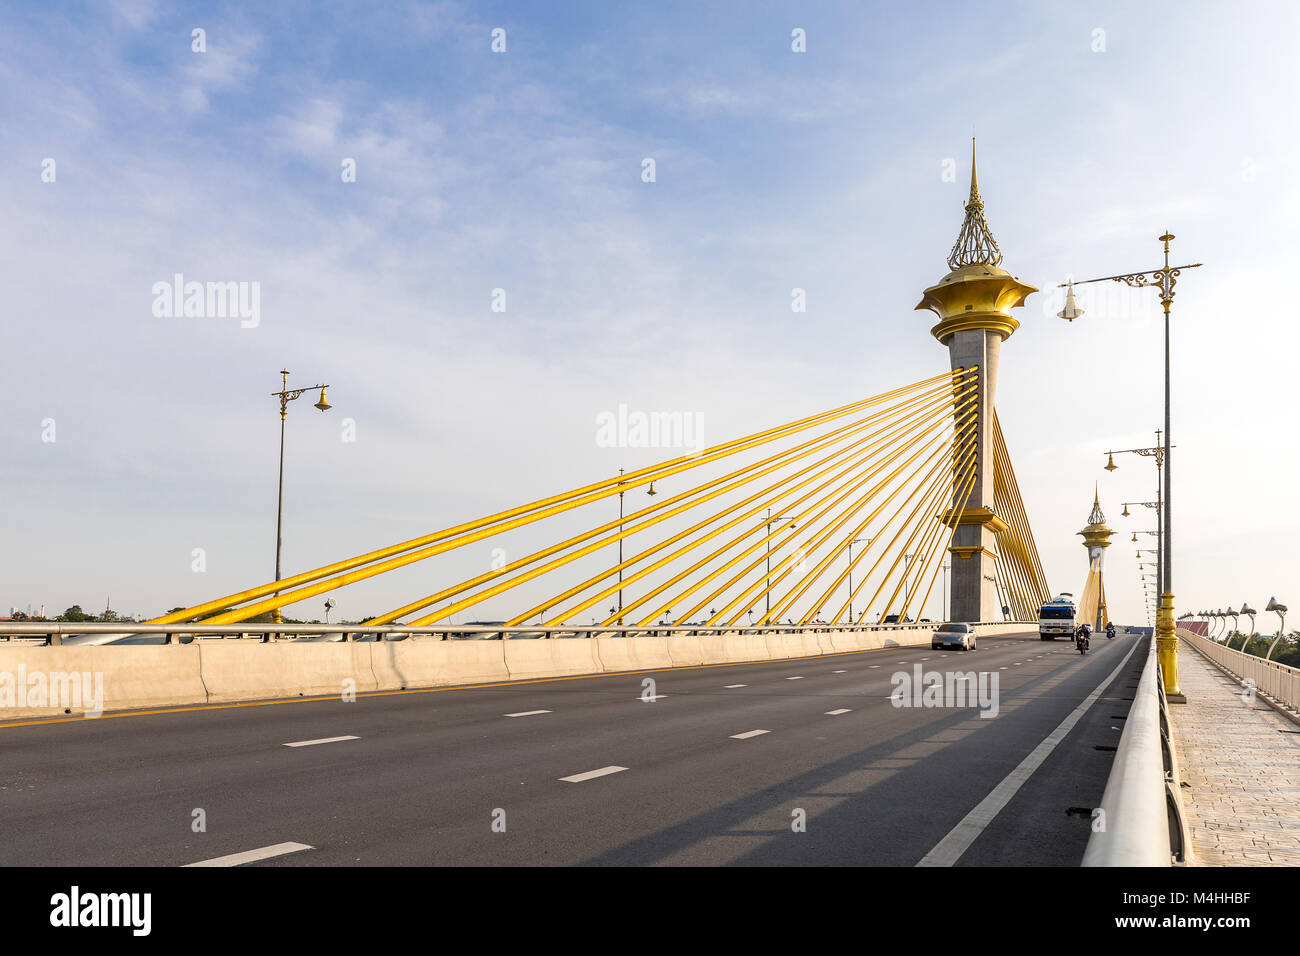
[946,138,1004,271]
[1087,482,1106,526]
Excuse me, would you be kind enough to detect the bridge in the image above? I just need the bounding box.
[3,146,1295,873]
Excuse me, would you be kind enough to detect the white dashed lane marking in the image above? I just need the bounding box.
[184,842,313,867]
[825,709,852,716]
[724,684,747,688]
[283,736,358,748]
[560,766,628,783]
[505,710,551,718]
[731,730,770,740]
[785,676,804,681]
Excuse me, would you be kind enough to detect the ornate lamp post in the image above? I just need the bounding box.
[1241,603,1256,639]
[1104,431,1169,591]
[271,369,332,624]
[1265,597,1288,660]
[1063,235,1200,701]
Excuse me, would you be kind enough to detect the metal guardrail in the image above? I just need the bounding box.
[0,620,1035,645]
[1081,636,1189,867]
[1182,629,1300,718]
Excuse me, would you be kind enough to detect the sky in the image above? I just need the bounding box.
[2,0,1297,628]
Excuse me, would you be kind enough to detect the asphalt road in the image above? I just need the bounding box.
[0,631,1147,866]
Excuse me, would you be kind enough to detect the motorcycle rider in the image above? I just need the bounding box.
[1075,622,1091,653]
[1105,622,1116,639]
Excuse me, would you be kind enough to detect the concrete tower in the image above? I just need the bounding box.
[1078,485,1114,630]
[916,140,1036,622]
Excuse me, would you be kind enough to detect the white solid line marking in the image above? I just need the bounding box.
[724,684,747,688]
[184,842,313,867]
[825,708,851,716]
[283,735,359,748]
[560,765,628,783]
[505,710,552,718]
[785,676,804,680]
[916,640,1141,868]
[731,729,770,739]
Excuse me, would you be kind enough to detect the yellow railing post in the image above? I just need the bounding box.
[1156,592,1185,702]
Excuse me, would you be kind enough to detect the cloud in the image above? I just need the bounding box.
[180,28,261,113]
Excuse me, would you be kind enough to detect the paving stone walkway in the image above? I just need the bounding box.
[1170,644,1300,865]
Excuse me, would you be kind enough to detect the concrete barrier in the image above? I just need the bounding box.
[373,639,511,690]
[718,633,773,663]
[0,645,207,718]
[198,642,377,703]
[687,633,727,665]
[503,639,602,681]
[594,635,675,673]
[665,634,706,666]
[2,624,1041,717]
[765,632,820,660]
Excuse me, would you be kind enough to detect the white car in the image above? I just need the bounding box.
[932,623,976,651]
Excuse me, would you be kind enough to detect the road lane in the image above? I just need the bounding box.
[0,631,1143,866]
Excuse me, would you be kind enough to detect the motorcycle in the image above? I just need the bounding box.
[1106,624,1115,639]
[1076,630,1090,655]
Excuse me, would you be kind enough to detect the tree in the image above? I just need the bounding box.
[58,605,95,622]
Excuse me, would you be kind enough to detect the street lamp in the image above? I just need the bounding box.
[1105,431,1169,592]
[942,557,951,622]
[903,552,915,620]
[1265,597,1288,660]
[616,468,626,625]
[1241,603,1256,639]
[764,508,796,621]
[1064,234,1201,701]
[847,537,871,625]
[271,369,332,624]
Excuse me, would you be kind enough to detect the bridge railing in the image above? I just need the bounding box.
[1181,628,1300,718]
[1082,636,1189,867]
[0,620,1034,645]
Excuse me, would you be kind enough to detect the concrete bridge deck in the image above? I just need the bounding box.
[1171,645,1300,865]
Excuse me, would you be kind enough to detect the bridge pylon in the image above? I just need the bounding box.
[1078,485,1113,631]
[916,140,1036,622]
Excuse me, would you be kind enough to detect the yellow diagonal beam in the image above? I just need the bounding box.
[386,378,968,626]
[525,386,973,629]
[149,367,970,625]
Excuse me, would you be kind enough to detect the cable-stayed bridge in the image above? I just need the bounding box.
[4,144,1285,873]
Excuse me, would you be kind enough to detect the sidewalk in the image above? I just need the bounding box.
[1170,644,1300,865]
